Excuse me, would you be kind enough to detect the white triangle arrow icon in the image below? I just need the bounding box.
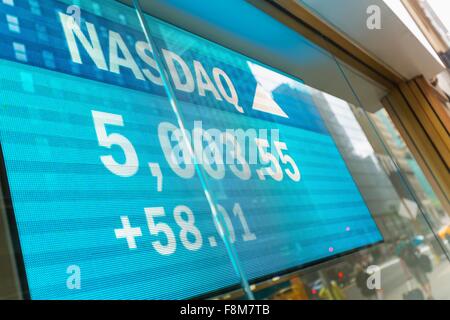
[251,83,289,118]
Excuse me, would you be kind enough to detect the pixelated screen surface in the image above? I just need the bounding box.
[0,0,382,299]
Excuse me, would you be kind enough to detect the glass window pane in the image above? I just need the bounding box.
[137,1,385,299]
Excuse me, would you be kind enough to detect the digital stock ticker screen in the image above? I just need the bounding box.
[0,0,382,299]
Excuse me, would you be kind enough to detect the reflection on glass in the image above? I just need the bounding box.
[237,87,450,300]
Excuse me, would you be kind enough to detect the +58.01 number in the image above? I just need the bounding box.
[113,203,256,255]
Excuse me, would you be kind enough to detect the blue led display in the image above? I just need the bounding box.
[0,0,382,299]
